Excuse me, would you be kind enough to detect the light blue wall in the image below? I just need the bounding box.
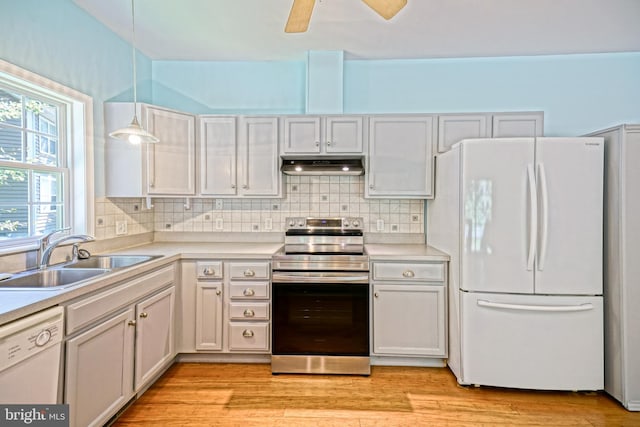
[344,53,640,136]
[0,0,151,197]
[153,52,640,136]
[152,60,306,114]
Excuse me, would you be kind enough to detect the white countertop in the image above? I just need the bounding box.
[0,241,449,325]
[366,244,450,261]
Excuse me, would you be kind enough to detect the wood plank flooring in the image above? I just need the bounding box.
[113,363,640,426]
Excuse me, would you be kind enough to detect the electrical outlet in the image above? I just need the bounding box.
[264,218,273,230]
[115,220,127,235]
[376,219,384,231]
[215,199,223,210]
[215,218,223,230]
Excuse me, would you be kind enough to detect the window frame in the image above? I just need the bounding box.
[0,59,94,254]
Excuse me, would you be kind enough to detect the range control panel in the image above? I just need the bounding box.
[285,217,364,230]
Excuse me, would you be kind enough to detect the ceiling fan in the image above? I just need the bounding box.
[285,0,408,33]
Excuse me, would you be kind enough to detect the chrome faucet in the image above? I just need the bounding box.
[39,229,94,269]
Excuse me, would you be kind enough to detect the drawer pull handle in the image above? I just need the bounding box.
[243,288,255,297]
[128,320,136,326]
[402,270,415,278]
[242,329,254,338]
[244,269,255,277]
[243,309,255,317]
[216,290,222,296]
[139,312,148,319]
[203,267,216,276]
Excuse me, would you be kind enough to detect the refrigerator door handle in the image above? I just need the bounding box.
[527,164,538,271]
[477,299,594,313]
[537,163,549,271]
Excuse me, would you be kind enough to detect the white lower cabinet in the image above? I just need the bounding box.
[195,281,223,350]
[191,259,271,354]
[64,265,176,427]
[371,261,447,358]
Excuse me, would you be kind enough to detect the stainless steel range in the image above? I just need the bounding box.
[271,217,370,375]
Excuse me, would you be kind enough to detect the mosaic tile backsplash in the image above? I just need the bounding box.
[97,175,424,239]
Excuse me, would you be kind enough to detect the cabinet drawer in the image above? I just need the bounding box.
[196,261,222,279]
[229,302,270,320]
[229,281,270,299]
[229,262,270,280]
[372,262,445,282]
[66,265,175,335]
[228,322,269,351]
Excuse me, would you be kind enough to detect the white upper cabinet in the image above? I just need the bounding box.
[435,112,544,154]
[366,115,435,199]
[199,116,281,198]
[237,117,282,197]
[146,107,196,195]
[282,116,364,155]
[437,114,490,153]
[105,103,196,197]
[492,112,544,138]
[199,117,237,196]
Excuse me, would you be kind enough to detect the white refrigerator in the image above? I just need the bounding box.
[428,137,604,390]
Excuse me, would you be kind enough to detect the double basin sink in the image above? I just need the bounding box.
[0,255,161,290]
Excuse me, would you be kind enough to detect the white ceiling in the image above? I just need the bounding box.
[72,0,640,61]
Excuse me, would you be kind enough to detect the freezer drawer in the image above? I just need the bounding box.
[459,292,603,391]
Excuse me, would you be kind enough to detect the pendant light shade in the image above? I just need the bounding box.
[109,0,158,144]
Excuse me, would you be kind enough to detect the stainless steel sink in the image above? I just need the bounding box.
[0,268,110,290]
[62,255,161,269]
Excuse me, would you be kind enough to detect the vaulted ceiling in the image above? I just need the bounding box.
[73,0,640,61]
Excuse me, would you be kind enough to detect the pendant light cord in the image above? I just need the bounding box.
[131,0,138,118]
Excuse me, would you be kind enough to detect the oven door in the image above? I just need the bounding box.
[272,280,369,357]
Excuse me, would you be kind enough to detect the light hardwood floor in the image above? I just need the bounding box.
[113,363,640,426]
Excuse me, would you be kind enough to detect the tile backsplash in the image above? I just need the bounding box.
[103,175,424,238]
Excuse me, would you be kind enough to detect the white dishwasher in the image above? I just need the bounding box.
[0,306,64,403]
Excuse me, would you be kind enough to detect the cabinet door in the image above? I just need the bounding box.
[146,106,196,195]
[135,287,176,390]
[195,281,223,350]
[325,116,364,154]
[437,114,490,153]
[283,116,321,154]
[492,113,543,138]
[372,284,446,356]
[199,117,237,195]
[367,116,434,198]
[238,117,281,197]
[65,309,135,427]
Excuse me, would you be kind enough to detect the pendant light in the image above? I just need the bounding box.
[109,0,159,144]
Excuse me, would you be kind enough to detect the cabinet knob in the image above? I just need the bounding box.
[231,184,236,189]
[402,270,415,278]
[139,312,148,318]
[216,290,222,296]
[374,292,379,298]
[128,320,136,326]
[326,141,331,146]
[315,141,319,147]
[243,309,255,318]
[244,269,255,277]
[369,184,374,189]
[203,267,216,276]
[242,329,254,338]
[243,288,255,297]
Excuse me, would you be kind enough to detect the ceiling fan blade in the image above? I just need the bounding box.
[285,0,316,33]
[361,0,407,20]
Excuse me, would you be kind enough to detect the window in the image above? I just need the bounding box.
[0,88,66,238]
[0,59,93,251]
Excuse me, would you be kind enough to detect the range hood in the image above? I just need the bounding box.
[281,157,365,176]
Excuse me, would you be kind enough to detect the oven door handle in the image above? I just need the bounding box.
[272,272,370,284]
